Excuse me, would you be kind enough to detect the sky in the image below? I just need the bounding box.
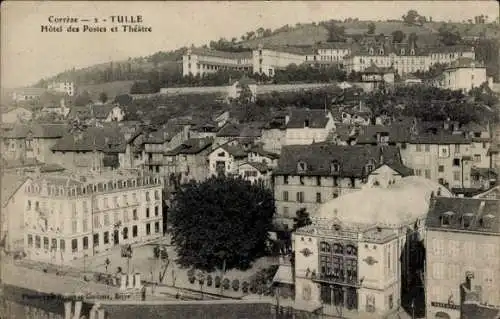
[1,1,498,89]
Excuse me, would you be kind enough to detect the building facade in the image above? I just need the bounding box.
[292,176,452,318]
[23,171,163,265]
[425,197,500,319]
[437,58,487,93]
[285,110,335,146]
[253,45,308,77]
[182,48,253,77]
[48,81,76,96]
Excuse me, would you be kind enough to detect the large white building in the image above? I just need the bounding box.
[22,170,163,265]
[435,58,487,93]
[290,176,453,318]
[344,43,475,76]
[253,45,309,77]
[48,81,76,96]
[182,48,253,77]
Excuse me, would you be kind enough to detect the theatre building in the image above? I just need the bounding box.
[291,176,452,318]
[23,170,163,265]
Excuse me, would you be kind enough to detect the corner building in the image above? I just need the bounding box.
[23,170,163,265]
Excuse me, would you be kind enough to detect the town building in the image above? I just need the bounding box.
[2,124,68,164]
[207,141,248,177]
[305,43,351,68]
[23,170,163,265]
[344,43,475,76]
[47,81,76,96]
[238,162,273,188]
[272,144,411,226]
[435,58,487,93]
[290,176,452,318]
[227,76,258,102]
[359,65,395,92]
[285,109,335,145]
[425,196,500,319]
[182,48,253,77]
[11,88,47,102]
[253,45,309,77]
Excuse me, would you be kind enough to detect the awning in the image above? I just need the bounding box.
[272,265,294,285]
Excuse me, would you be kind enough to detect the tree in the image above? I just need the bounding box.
[293,208,312,231]
[438,24,462,46]
[169,176,275,272]
[391,30,406,43]
[73,90,92,106]
[114,94,133,106]
[367,22,376,35]
[402,10,420,25]
[238,84,254,104]
[99,92,108,104]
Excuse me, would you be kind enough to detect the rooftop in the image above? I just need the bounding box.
[3,124,68,139]
[315,176,453,227]
[426,197,500,234]
[1,173,29,207]
[51,127,126,153]
[286,109,331,129]
[188,48,253,60]
[274,144,403,177]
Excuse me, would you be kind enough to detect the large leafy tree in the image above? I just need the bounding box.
[169,176,275,272]
[293,208,312,231]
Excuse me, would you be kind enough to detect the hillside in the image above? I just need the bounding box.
[33,18,500,90]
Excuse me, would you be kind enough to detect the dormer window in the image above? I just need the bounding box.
[441,211,454,226]
[379,49,384,55]
[401,49,405,55]
[331,161,340,174]
[304,119,310,128]
[410,49,415,56]
[297,161,307,173]
[369,48,374,55]
[462,213,474,228]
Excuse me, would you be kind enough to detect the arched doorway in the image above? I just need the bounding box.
[435,311,451,319]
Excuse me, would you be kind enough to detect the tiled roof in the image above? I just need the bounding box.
[356,124,412,144]
[216,123,241,137]
[274,144,402,177]
[426,197,500,234]
[164,138,213,156]
[90,104,115,119]
[250,147,280,160]
[189,48,253,60]
[143,126,183,144]
[264,45,314,56]
[316,42,351,50]
[51,127,126,152]
[408,132,471,144]
[2,124,67,139]
[286,109,330,129]
[428,45,475,54]
[363,64,394,74]
[219,144,248,158]
[240,161,271,173]
[446,57,485,70]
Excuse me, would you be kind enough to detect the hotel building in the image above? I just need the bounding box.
[23,170,163,265]
[182,48,253,77]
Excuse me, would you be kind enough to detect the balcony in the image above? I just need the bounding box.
[314,273,360,288]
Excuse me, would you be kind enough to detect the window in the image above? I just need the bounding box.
[35,236,41,248]
[93,234,99,247]
[415,144,422,152]
[331,162,340,174]
[453,158,460,166]
[448,240,460,257]
[425,169,431,179]
[389,295,394,309]
[123,210,129,223]
[132,225,138,237]
[133,209,138,220]
[104,213,110,226]
[316,192,322,203]
[441,212,454,226]
[299,176,304,185]
[462,214,473,228]
[146,223,151,235]
[316,176,321,186]
[438,165,444,173]
[155,222,160,233]
[296,192,304,203]
[474,154,481,162]
[154,206,159,217]
[60,239,65,252]
[146,192,150,201]
[113,196,118,208]
[283,206,289,217]
[454,144,460,154]
[27,200,31,210]
[72,239,78,252]
[424,144,430,152]
[415,169,422,176]
[283,175,289,184]
[27,235,33,247]
[82,218,88,232]
[155,190,160,200]
[282,191,289,201]
[123,227,129,239]
[146,207,150,218]
[103,198,109,209]
[104,231,109,244]
[453,171,460,181]
[72,220,78,233]
[432,262,444,280]
[83,236,89,250]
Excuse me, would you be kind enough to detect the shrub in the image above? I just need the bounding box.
[249,282,257,294]
[207,275,213,287]
[189,276,196,284]
[187,268,195,278]
[215,276,221,288]
[242,281,249,293]
[232,279,240,291]
[222,278,230,290]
